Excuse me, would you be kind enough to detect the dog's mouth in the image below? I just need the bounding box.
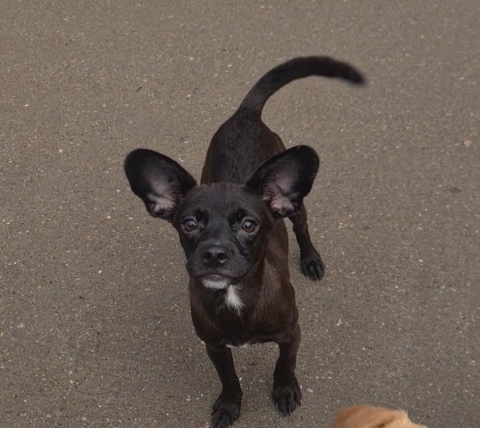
[187,262,248,290]
[198,274,231,290]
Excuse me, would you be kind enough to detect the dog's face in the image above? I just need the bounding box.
[172,182,272,287]
[124,146,319,289]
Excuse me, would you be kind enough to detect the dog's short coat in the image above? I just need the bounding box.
[333,405,428,428]
[125,57,364,427]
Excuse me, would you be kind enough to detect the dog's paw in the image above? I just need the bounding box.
[212,396,241,428]
[300,252,325,281]
[273,382,302,415]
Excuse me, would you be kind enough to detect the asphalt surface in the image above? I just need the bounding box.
[1,1,479,427]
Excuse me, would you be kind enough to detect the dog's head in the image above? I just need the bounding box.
[124,146,319,290]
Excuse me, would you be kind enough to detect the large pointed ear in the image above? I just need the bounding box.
[124,149,197,222]
[246,146,319,217]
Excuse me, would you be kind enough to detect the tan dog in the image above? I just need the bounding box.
[333,405,427,428]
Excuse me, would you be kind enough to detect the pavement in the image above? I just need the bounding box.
[1,1,479,427]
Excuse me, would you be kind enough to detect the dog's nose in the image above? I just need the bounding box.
[201,245,229,267]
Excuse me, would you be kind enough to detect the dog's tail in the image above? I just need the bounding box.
[238,56,365,117]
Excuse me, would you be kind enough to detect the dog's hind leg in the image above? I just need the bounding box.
[289,203,325,280]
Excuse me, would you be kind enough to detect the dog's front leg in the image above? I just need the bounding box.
[206,345,242,428]
[273,324,302,415]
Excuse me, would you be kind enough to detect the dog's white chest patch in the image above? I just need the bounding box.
[226,342,251,348]
[225,285,244,314]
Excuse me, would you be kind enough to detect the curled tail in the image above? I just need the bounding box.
[239,56,365,117]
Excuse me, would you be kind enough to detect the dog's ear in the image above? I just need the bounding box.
[246,145,319,217]
[124,149,197,222]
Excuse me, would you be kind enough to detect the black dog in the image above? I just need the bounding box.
[124,57,364,427]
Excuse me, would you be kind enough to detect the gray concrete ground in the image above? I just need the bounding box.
[1,1,479,427]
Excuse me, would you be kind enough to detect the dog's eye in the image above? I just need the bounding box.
[241,219,257,233]
[182,218,198,232]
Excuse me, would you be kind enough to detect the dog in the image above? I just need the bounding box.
[333,405,428,428]
[124,56,364,427]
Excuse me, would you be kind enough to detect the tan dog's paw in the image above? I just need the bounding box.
[333,405,427,428]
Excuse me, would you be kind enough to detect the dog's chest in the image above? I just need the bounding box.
[224,285,244,314]
[225,341,259,348]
